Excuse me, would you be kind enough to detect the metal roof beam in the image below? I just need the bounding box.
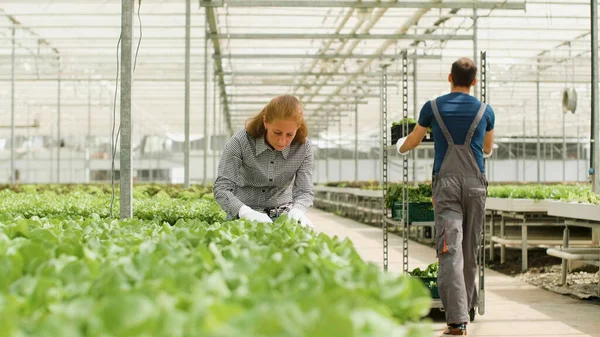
[224,82,386,87]
[299,5,399,104]
[209,33,472,40]
[3,75,595,84]
[229,100,368,105]
[199,1,526,10]
[219,71,405,77]
[291,5,356,96]
[229,114,351,120]
[0,12,60,61]
[310,4,435,117]
[0,23,567,31]
[535,32,591,73]
[227,109,345,115]
[205,1,233,135]
[226,93,380,98]
[6,13,582,19]
[214,53,441,60]
[229,111,348,117]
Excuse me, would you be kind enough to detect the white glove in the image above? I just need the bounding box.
[287,208,314,229]
[396,137,409,156]
[238,205,273,223]
[483,149,493,158]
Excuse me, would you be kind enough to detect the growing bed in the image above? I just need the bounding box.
[0,184,434,337]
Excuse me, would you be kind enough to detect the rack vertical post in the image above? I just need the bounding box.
[381,51,444,310]
[478,50,488,316]
[401,51,410,274]
[381,64,389,272]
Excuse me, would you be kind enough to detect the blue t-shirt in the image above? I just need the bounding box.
[417,92,495,174]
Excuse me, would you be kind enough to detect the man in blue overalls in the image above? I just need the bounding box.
[396,57,495,336]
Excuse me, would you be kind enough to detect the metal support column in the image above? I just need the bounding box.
[591,0,600,192]
[563,108,567,182]
[479,50,487,316]
[522,219,528,272]
[354,102,358,181]
[401,52,409,275]
[57,56,61,183]
[412,59,418,182]
[325,114,329,182]
[184,0,191,188]
[315,129,320,183]
[509,142,514,180]
[203,16,209,186]
[217,98,224,177]
[381,63,390,272]
[10,26,15,184]
[338,116,342,181]
[577,124,581,181]
[378,78,383,182]
[537,80,541,183]
[590,2,600,299]
[560,226,570,285]
[119,0,134,219]
[472,10,478,99]
[523,116,526,181]
[551,135,554,161]
[86,76,92,184]
[544,127,547,181]
[213,70,218,181]
[26,105,31,182]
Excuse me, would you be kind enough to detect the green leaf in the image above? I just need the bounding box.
[99,294,158,337]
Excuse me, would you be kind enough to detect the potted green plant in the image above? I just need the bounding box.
[390,118,433,145]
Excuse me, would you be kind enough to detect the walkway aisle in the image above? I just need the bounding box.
[307,208,600,337]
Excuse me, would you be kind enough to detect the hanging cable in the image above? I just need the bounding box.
[109,35,121,218]
[134,1,143,73]
[110,0,143,218]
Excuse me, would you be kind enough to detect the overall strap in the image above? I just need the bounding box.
[465,102,487,146]
[430,99,454,146]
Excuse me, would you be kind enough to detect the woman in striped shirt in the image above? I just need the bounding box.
[213,95,315,228]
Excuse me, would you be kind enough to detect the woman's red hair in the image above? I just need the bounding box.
[245,95,308,144]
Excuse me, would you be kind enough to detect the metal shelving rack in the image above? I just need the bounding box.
[381,62,390,273]
[478,50,487,316]
[380,50,442,309]
[381,51,489,314]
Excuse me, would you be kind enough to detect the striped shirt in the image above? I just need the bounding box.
[213,129,315,220]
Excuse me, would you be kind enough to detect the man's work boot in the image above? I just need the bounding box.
[441,323,467,336]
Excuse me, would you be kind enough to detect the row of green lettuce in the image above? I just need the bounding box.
[487,184,600,203]
[320,182,600,208]
[0,185,433,337]
[0,184,224,225]
[322,180,588,191]
[0,183,212,200]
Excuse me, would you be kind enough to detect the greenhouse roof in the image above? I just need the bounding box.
[0,0,596,145]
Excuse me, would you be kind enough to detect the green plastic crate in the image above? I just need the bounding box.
[391,201,434,223]
[418,276,440,298]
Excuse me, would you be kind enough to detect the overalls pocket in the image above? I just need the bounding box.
[435,218,461,258]
[468,187,486,197]
[468,187,487,211]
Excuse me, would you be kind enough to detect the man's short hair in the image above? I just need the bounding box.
[451,58,477,87]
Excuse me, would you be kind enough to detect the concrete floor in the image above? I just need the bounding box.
[307,208,600,337]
